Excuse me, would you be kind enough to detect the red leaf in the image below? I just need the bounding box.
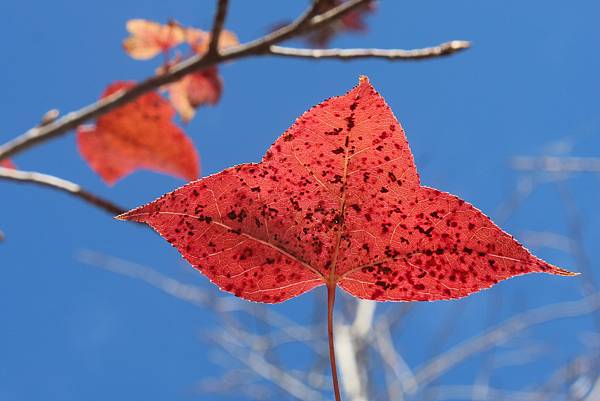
[118,77,575,303]
[167,67,222,123]
[0,159,15,169]
[77,81,199,185]
[123,19,185,60]
[160,27,235,122]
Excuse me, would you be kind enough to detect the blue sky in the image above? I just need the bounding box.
[1,1,599,400]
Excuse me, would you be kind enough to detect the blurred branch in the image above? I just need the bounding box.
[212,331,328,401]
[414,293,600,389]
[421,384,543,401]
[419,301,469,401]
[556,182,597,293]
[78,250,326,350]
[511,156,600,173]
[373,316,417,400]
[269,40,471,60]
[495,176,536,225]
[0,167,125,215]
[583,376,600,401]
[197,371,273,401]
[489,342,547,369]
[529,355,596,401]
[521,230,575,254]
[471,292,503,401]
[335,300,376,401]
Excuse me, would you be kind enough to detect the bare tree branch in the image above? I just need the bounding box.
[0,167,125,215]
[0,0,373,161]
[208,0,229,55]
[269,40,471,60]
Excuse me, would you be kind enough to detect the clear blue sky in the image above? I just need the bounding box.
[1,1,599,400]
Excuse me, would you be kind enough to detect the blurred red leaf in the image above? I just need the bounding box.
[290,0,375,47]
[159,28,237,122]
[124,21,238,123]
[77,81,199,185]
[167,67,222,124]
[118,77,574,303]
[123,19,185,60]
[0,159,15,169]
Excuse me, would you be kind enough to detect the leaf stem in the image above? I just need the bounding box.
[327,283,342,401]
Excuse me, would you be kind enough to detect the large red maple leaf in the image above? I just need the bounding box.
[118,77,574,303]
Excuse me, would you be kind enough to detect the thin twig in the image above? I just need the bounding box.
[269,41,471,60]
[373,316,417,400]
[0,0,372,161]
[208,0,229,55]
[421,384,544,401]
[0,167,125,215]
[511,156,600,173]
[336,300,376,401]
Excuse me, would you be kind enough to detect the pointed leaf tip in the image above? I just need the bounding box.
[114,213,127,221]
[555,268,579,277]
[114,205,150,223]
